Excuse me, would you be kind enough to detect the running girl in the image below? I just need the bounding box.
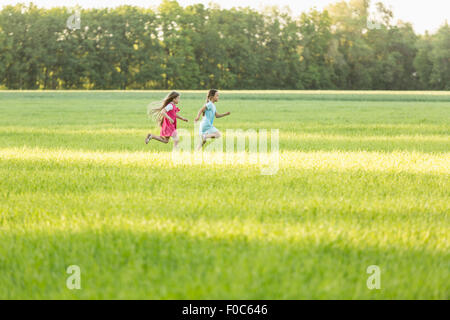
[145,91,188,148]
[194,89,231,149]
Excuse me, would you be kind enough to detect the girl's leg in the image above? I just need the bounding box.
[205,131,221,140]
[198,131,221,150]
[145,133,152,144]
[197,134,205,150]
[172,131,179,149]
[150,134,170,144]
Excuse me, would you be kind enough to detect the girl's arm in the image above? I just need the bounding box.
[161,109,174,124]
[176,114,188,122]
[215,111,231,118]
[194,105,207,122]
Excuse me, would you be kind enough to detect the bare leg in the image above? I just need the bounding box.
[197,133,207,150]
[197,131,221,150]
[145,133,152,144]
[197,136,204,151]
[172,131,179,149]
[150,134,170,144]
[205,132,221,139]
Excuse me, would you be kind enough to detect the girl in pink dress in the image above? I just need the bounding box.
[145,91,188,148]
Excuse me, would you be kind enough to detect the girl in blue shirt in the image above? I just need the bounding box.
[194,89,231,149]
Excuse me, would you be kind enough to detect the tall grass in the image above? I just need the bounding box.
[0,91,448,299]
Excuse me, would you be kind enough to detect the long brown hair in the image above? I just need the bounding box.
[148,91,180,126]
[203,89,218,116]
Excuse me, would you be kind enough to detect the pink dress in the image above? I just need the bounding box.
[160,103,180,137]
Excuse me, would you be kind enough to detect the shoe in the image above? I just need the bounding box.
[145,133,152,144]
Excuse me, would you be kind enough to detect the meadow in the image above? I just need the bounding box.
[0,91,449,299]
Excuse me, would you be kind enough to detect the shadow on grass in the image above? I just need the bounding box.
[0,228,448,300]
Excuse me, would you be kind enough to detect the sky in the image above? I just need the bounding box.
[1,0,449,34]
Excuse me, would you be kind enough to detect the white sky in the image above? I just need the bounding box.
[1,0,449,34]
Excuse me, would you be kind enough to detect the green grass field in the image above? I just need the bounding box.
[0,91,449,299]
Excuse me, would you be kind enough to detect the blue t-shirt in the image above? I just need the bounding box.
[201,101,216,127]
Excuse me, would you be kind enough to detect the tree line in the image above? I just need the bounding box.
[0,0,448,90]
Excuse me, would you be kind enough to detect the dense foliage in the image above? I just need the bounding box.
[0,0,448,90]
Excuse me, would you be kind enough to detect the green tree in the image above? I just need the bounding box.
[430,23,450,89]
[414,33,434,89]
[298,9,335,89]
